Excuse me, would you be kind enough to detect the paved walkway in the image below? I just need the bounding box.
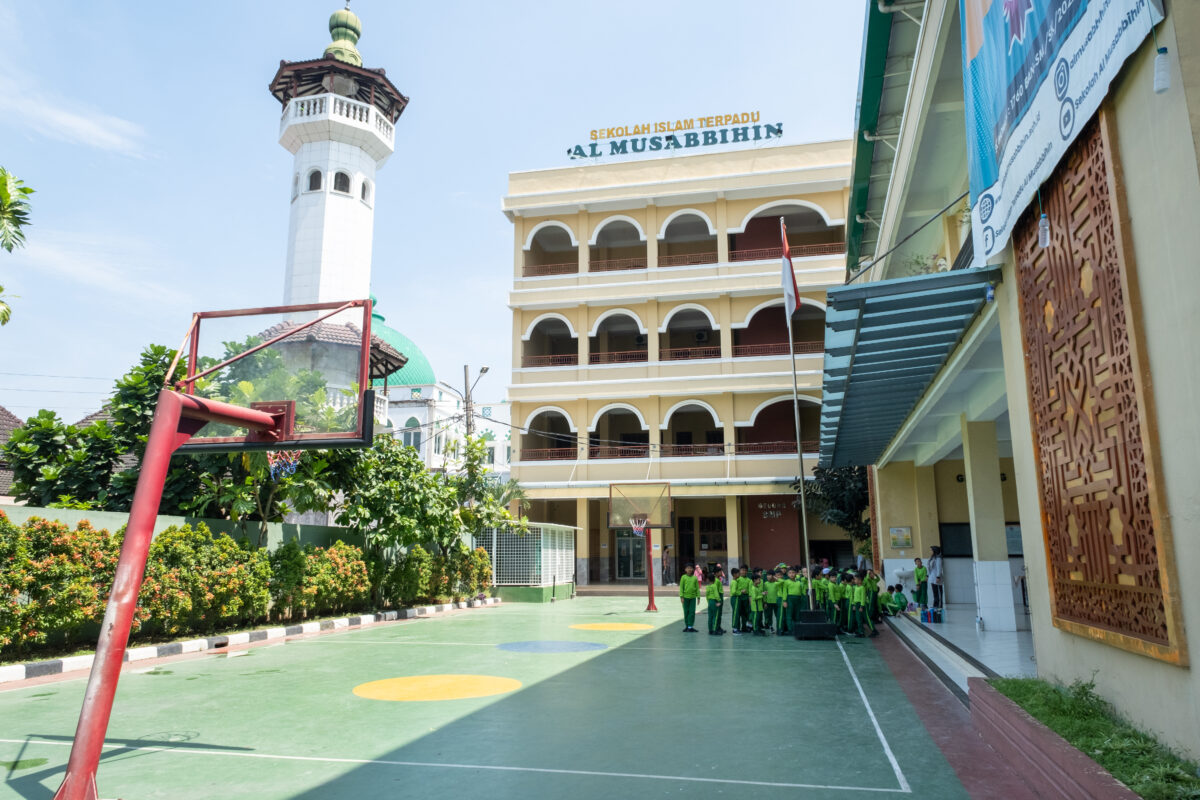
[0,599,1026,799]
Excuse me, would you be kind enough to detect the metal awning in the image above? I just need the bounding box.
[819,266,1002,467]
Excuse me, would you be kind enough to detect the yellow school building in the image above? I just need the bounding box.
[503,142,853,584]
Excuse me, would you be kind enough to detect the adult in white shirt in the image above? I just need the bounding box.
[928,545,944,609]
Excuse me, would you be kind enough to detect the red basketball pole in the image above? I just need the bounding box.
[644,526,657,612]
[54,391,279,800]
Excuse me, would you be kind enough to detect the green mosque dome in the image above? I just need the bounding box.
[325,5,363,66]
[371,304,436,388]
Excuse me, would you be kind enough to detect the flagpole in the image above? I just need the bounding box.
[781,217,816,610]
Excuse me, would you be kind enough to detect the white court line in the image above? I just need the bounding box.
[0,737,907,794]
[837,639,912,794]
[291,640,835,655]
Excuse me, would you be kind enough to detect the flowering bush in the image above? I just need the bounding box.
[0,516,119,654]
[471,547,493,594]
[394,544,431,603]
[137,524,270,634]
[305,541,370,615]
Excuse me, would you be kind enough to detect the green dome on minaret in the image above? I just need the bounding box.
[325,4,363,66]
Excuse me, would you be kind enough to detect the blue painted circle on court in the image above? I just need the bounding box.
[497,640,608,653]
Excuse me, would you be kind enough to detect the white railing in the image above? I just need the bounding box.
[281,93,394,144]
[324,388,388,424]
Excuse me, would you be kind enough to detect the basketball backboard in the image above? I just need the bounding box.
[608,482,673,529]
[172,300,406,452]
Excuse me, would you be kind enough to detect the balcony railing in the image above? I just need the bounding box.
[589,256,647,272]
[734,440,820,455]
[730,241,846,261]
[658,251,718,267]
[661,345,721,361]
[588,444,650,459]
[589,350,648,365]
[521,447,577,461]
[282,92,394,144]
[523,261,577,277]
[732,341,823,357]
[522,353,579,368]
[660,443,726,457]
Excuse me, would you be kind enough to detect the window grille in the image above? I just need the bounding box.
[476,524,576,586]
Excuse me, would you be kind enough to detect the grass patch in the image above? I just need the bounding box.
[990,677,1200,800]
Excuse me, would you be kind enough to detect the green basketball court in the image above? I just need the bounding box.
[1,599,972,798]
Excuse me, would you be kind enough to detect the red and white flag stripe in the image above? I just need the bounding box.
[781,218,800,317]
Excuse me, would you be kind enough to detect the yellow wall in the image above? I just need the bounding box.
[932,458,1021,523]
[1000,14,1200,760]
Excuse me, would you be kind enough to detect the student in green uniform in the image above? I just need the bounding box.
[913,557,929,608]
[727,568,742,634]
[864,569,881,623]
[749,576,766,635]
[763,571,779,633]
[705,568,725,635]
[678,564,700,632]
[786,567,806,630]
[893,585,910,614]
[734,569,753,632]
[850,574,879,638]
[877,585,896,616]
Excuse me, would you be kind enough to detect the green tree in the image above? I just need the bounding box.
[4,411,123,508]
[794,466,871,543]
[0,168,33,253]
[448,436,525,555]
[0,167,34,326]
[335,435,459,551]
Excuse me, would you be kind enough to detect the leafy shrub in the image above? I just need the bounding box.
[305,541,370,615]
[138,524,270,634]
[471,547,493,594]
[0,517,119,654]
[395,545,431,604]
[268,540,308,621]
[428,553,451,602]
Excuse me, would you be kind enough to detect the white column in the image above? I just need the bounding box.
[961,416,1019,631]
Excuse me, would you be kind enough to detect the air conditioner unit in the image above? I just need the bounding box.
[634,334,647,346]
[694,330,710,344]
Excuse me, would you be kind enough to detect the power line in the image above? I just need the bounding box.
[0,387,113,394]
[0,371,112,380]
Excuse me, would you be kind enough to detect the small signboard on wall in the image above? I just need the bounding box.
[889,526,913,548]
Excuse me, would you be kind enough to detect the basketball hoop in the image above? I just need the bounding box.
[629,516,649,538]
[267,450,303,480]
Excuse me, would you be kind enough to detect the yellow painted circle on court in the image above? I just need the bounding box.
[353,674,522,702]
[569,622,654,631]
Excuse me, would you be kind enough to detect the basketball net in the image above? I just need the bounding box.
[629,516,648,537]
[267,450,303,481]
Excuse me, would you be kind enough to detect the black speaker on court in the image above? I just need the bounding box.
[792,610,839,640]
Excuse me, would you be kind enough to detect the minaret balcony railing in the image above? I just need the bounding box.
[281,92,394,145]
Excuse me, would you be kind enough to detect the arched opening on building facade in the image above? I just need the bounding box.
[660,307,720,360]
[522,316,578,368]
[659,212,718,267]
[590,219,646,272]
[735,399,820,454]
[662,403,723,457]
[521,409,576,460]
[524,223,578,277]
[729,203,845,261]
[589,312,647,364]
[733,302,825,357]
[589,406,649,459]
[400,416,422,451]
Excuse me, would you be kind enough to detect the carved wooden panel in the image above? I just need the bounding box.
[1014,113,1176,656]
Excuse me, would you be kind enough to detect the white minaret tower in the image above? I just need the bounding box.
[269,6,408,308]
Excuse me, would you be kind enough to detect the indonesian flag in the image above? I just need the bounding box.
[781,218,800,317]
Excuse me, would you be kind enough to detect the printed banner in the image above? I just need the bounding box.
[961,0,1163,267]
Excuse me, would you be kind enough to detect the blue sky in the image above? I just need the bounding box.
[0,0,865,422]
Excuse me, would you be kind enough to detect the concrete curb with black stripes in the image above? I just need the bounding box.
[0,597,502,685]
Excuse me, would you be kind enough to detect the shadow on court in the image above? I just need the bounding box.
[276,618,968,800]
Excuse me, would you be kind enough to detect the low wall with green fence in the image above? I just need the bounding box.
[0,504,362,552]
[496,583,575,604]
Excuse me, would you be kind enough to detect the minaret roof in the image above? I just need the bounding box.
[325,5,363,66]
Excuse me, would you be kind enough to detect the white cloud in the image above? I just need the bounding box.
[0,74,147,157]
[13,229,186,305]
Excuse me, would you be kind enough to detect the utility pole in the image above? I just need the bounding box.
[463,364,474,438]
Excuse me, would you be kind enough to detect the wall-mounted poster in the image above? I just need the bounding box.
[889,526,913,548]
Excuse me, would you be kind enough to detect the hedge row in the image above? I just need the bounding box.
[0,510,492,658]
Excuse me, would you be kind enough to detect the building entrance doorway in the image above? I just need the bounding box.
[615,533,647,580]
